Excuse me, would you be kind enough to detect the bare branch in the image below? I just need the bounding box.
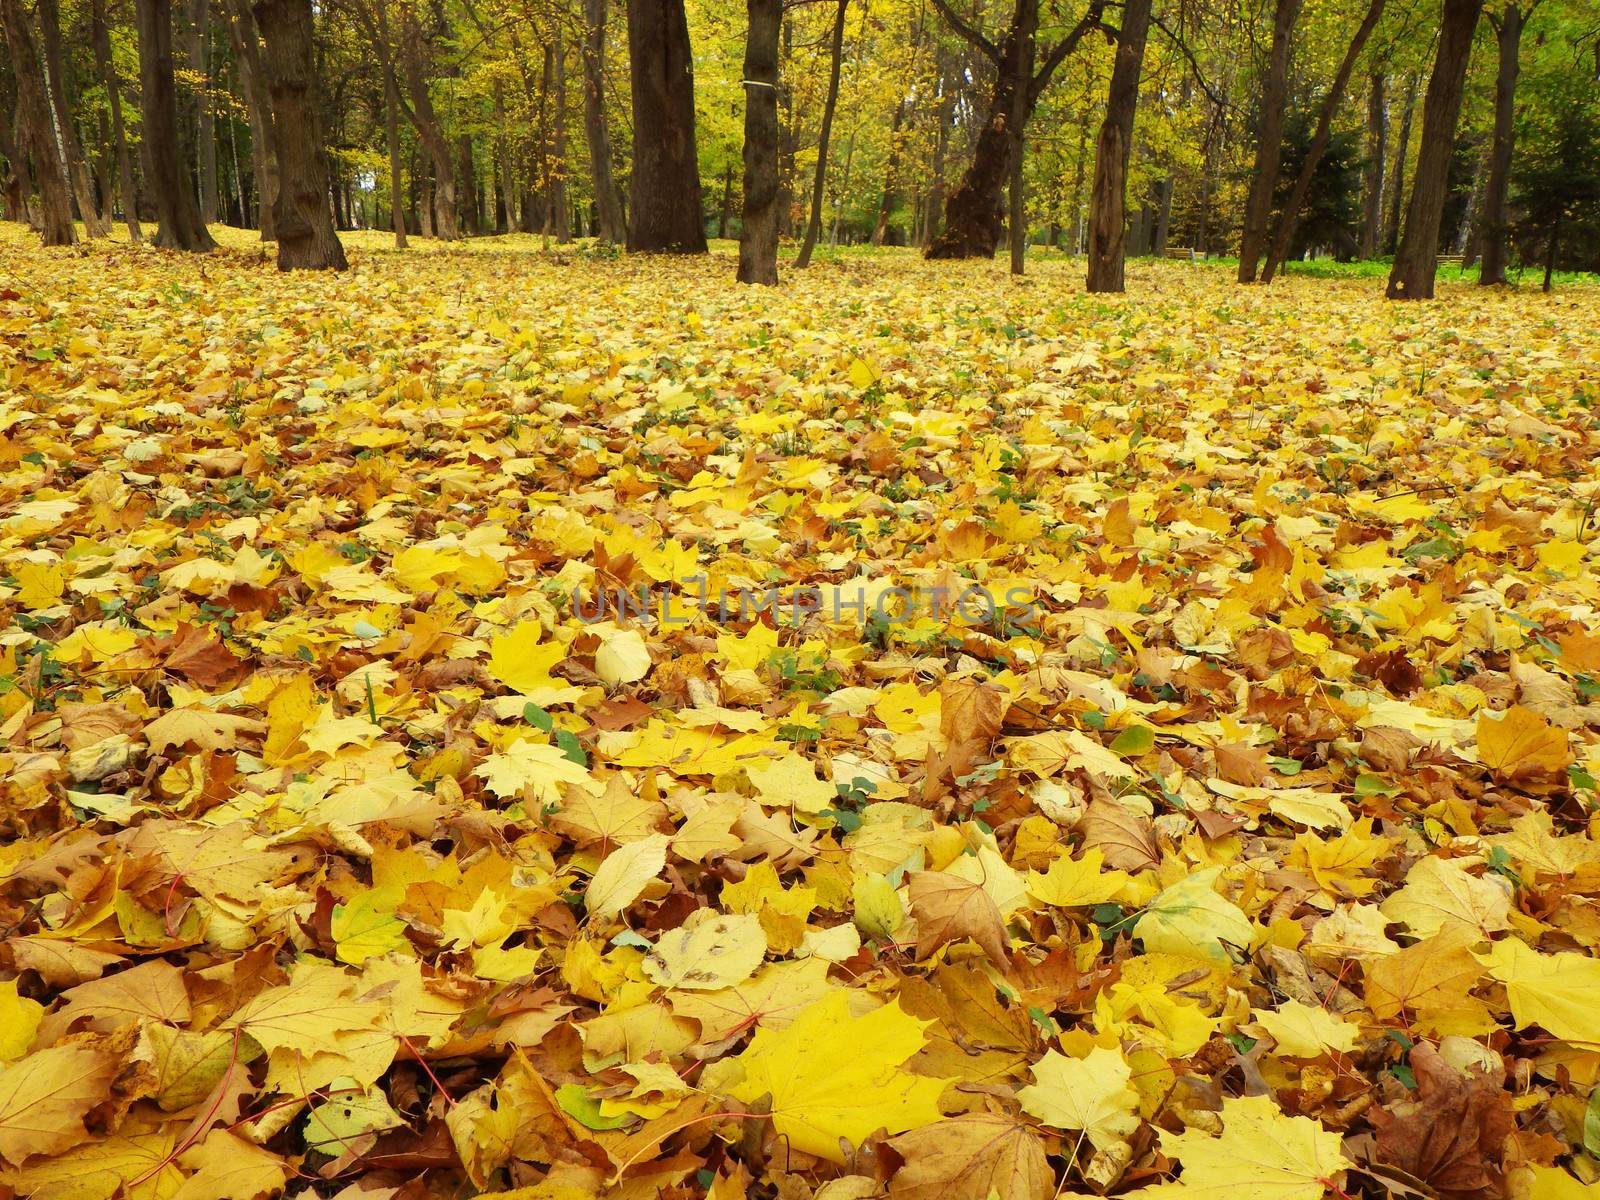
[928,0,1000,64]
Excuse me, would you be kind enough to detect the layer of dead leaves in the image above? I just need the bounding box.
[2,225,1600,1200]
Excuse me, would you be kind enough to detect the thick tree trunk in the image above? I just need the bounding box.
[0,99,31,225]
[253,0,347,268]
[39,0,108,237]
[1238,0,1301,281]
[1261,0,1386,282]
[552,38,570,242]
[1358,72,1384,258]
[1006,14,1032,275]
[1085,0,1151,292]
[625,0,705,251]
[92,0,143,240]
[795,0,847,267]
[580,0,625,242]
[1384,75,1417,253]
[927,0,1034,260]
[871,98,906,246]
[1387,0,1484,299]
[1153,175,1173,255]
[922,41,952,246]
[380,34,407,245]
[737,0,781,284]
[1476,3,1522,285]
[185,0,218,225]
[0,0,77,244]
[136,0,215,249]
[457,133,478,235]
[223,0,276,239]
[399,12,457,239]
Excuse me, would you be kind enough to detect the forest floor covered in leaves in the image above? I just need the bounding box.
[3,224,1600,1200]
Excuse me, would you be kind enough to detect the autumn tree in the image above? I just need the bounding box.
[254,0,347,268]
[1476,0,1541,284]
[136,0,216,249]
[738,0,782,283]
[1387,0,1484,299]
[625,0,706,251]
[0,0,77,244]
[1237,0,1300,281]
[924,0,1105,259]
[1085,0,1152,291]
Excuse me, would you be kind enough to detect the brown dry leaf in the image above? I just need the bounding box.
[1372,1043,1513,1200]
[1079,799,1160,872]
[886,1113,1051,1200]
[907,871,1009,967]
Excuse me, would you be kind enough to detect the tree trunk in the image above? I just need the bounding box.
[871,97,906,246]
[737,0,781,284]
[717,164,732,239]
[922,41,953,246]
[1387,0,1484,299]
[580,0,624,243]
[1261,0,1386,282]
[1006,12,1032,275]
[1085,0,1151,292]
[926,0,1033,260]
[38,0,108,237]
[0,0,77,244]
[1384,75,1417,253]
[398,11,457,239]
[223,0,276,239]
[136,0,215,249]
[625,0,705,251]
[552,37,570,242]
[92,0,143,240]
[457,133,478,235]
[185,0,219,225]
[1153,174,1173,255]
[1541,210,1557,291]
[253,0,346,268]
[795,0,847,267]
[1238,0,1301,281]
[1476,3,1522,284]
[1358,72,1384,258]
[379,17,407,246]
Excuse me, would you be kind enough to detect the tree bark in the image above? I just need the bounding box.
[552,37,570,242]
[136,0,215,249]
[1085,0,1151,292]
[737,0,781,284]
[1387,0,1484,299]
[579,0,624,242]
[0,0,77,244]
[1358,71,1384,258]
[457,132,478,235]
[92,0,142,240]
[1476,2,1523,284]
[871,97,906,246]
[794,0,847,267]
[1261,0,1386,282]
[1238,0,1301,281]
[222,0,276,239]
[398,10,457,239]
[39,0,108,236]
[253,0,346,268]
[376,0,406,247]
[1384,74,1417,253]
[625,0,705,251]
[1006,5,1033,275]
[185,0,218,225]
[0,92,32,225]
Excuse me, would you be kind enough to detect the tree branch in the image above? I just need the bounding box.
[1030,0,1107,100]
[928,0,1000,64]
[1150,13,1227,108]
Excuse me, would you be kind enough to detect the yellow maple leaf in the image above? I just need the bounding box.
[1017,1046,1140,1151]
[725,989,948,1163]
[1147,1093,1349,1198]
